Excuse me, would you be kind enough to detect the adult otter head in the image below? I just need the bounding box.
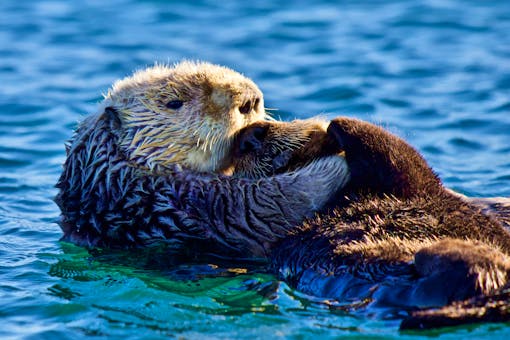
[103,61,265,172]
[233,117,443,198]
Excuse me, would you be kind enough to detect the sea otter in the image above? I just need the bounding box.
[232,117,510,327]
[57,62,510,328]
[56,61,349,258]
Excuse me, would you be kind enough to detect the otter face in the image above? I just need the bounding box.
[232,119,340,178]
[104,61,266,172]
[234,117,443,198]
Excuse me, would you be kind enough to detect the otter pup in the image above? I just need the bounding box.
[233,117,510,325]
[56,61,349,258]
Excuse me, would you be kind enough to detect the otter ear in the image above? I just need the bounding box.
[326,117,361,153]
[104,106,122,129]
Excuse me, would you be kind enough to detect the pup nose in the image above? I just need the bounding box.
[237,124,268,154]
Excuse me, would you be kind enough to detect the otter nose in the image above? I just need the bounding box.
[237,124,268,154]
[239,97,261,115]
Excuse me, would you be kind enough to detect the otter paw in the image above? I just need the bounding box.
[293,155,351,208]
[415,239,510,298]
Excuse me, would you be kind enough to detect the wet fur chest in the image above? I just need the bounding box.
[56,115,212,252]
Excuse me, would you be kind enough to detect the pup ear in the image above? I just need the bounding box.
[103,106,122,130]
[327,117,374,160]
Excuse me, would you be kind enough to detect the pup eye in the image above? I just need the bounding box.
[166,100,184,110]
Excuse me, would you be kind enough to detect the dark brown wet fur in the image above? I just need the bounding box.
[400,287,510,330]
[233,117,510,329]
[328,118,443,198]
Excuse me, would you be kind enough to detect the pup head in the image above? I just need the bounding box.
[233,117,442,198]
[232,119,338,178]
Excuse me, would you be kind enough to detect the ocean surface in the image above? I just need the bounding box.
[1,0,509,338]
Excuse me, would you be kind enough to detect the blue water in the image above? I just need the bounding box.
[1,0,509,338]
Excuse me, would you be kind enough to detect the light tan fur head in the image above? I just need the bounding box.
[102,61,265,172]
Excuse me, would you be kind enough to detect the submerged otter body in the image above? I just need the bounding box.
[56,62,349,257]
[234,117,510,327]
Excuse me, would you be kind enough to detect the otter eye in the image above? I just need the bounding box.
[166,100,183,110]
